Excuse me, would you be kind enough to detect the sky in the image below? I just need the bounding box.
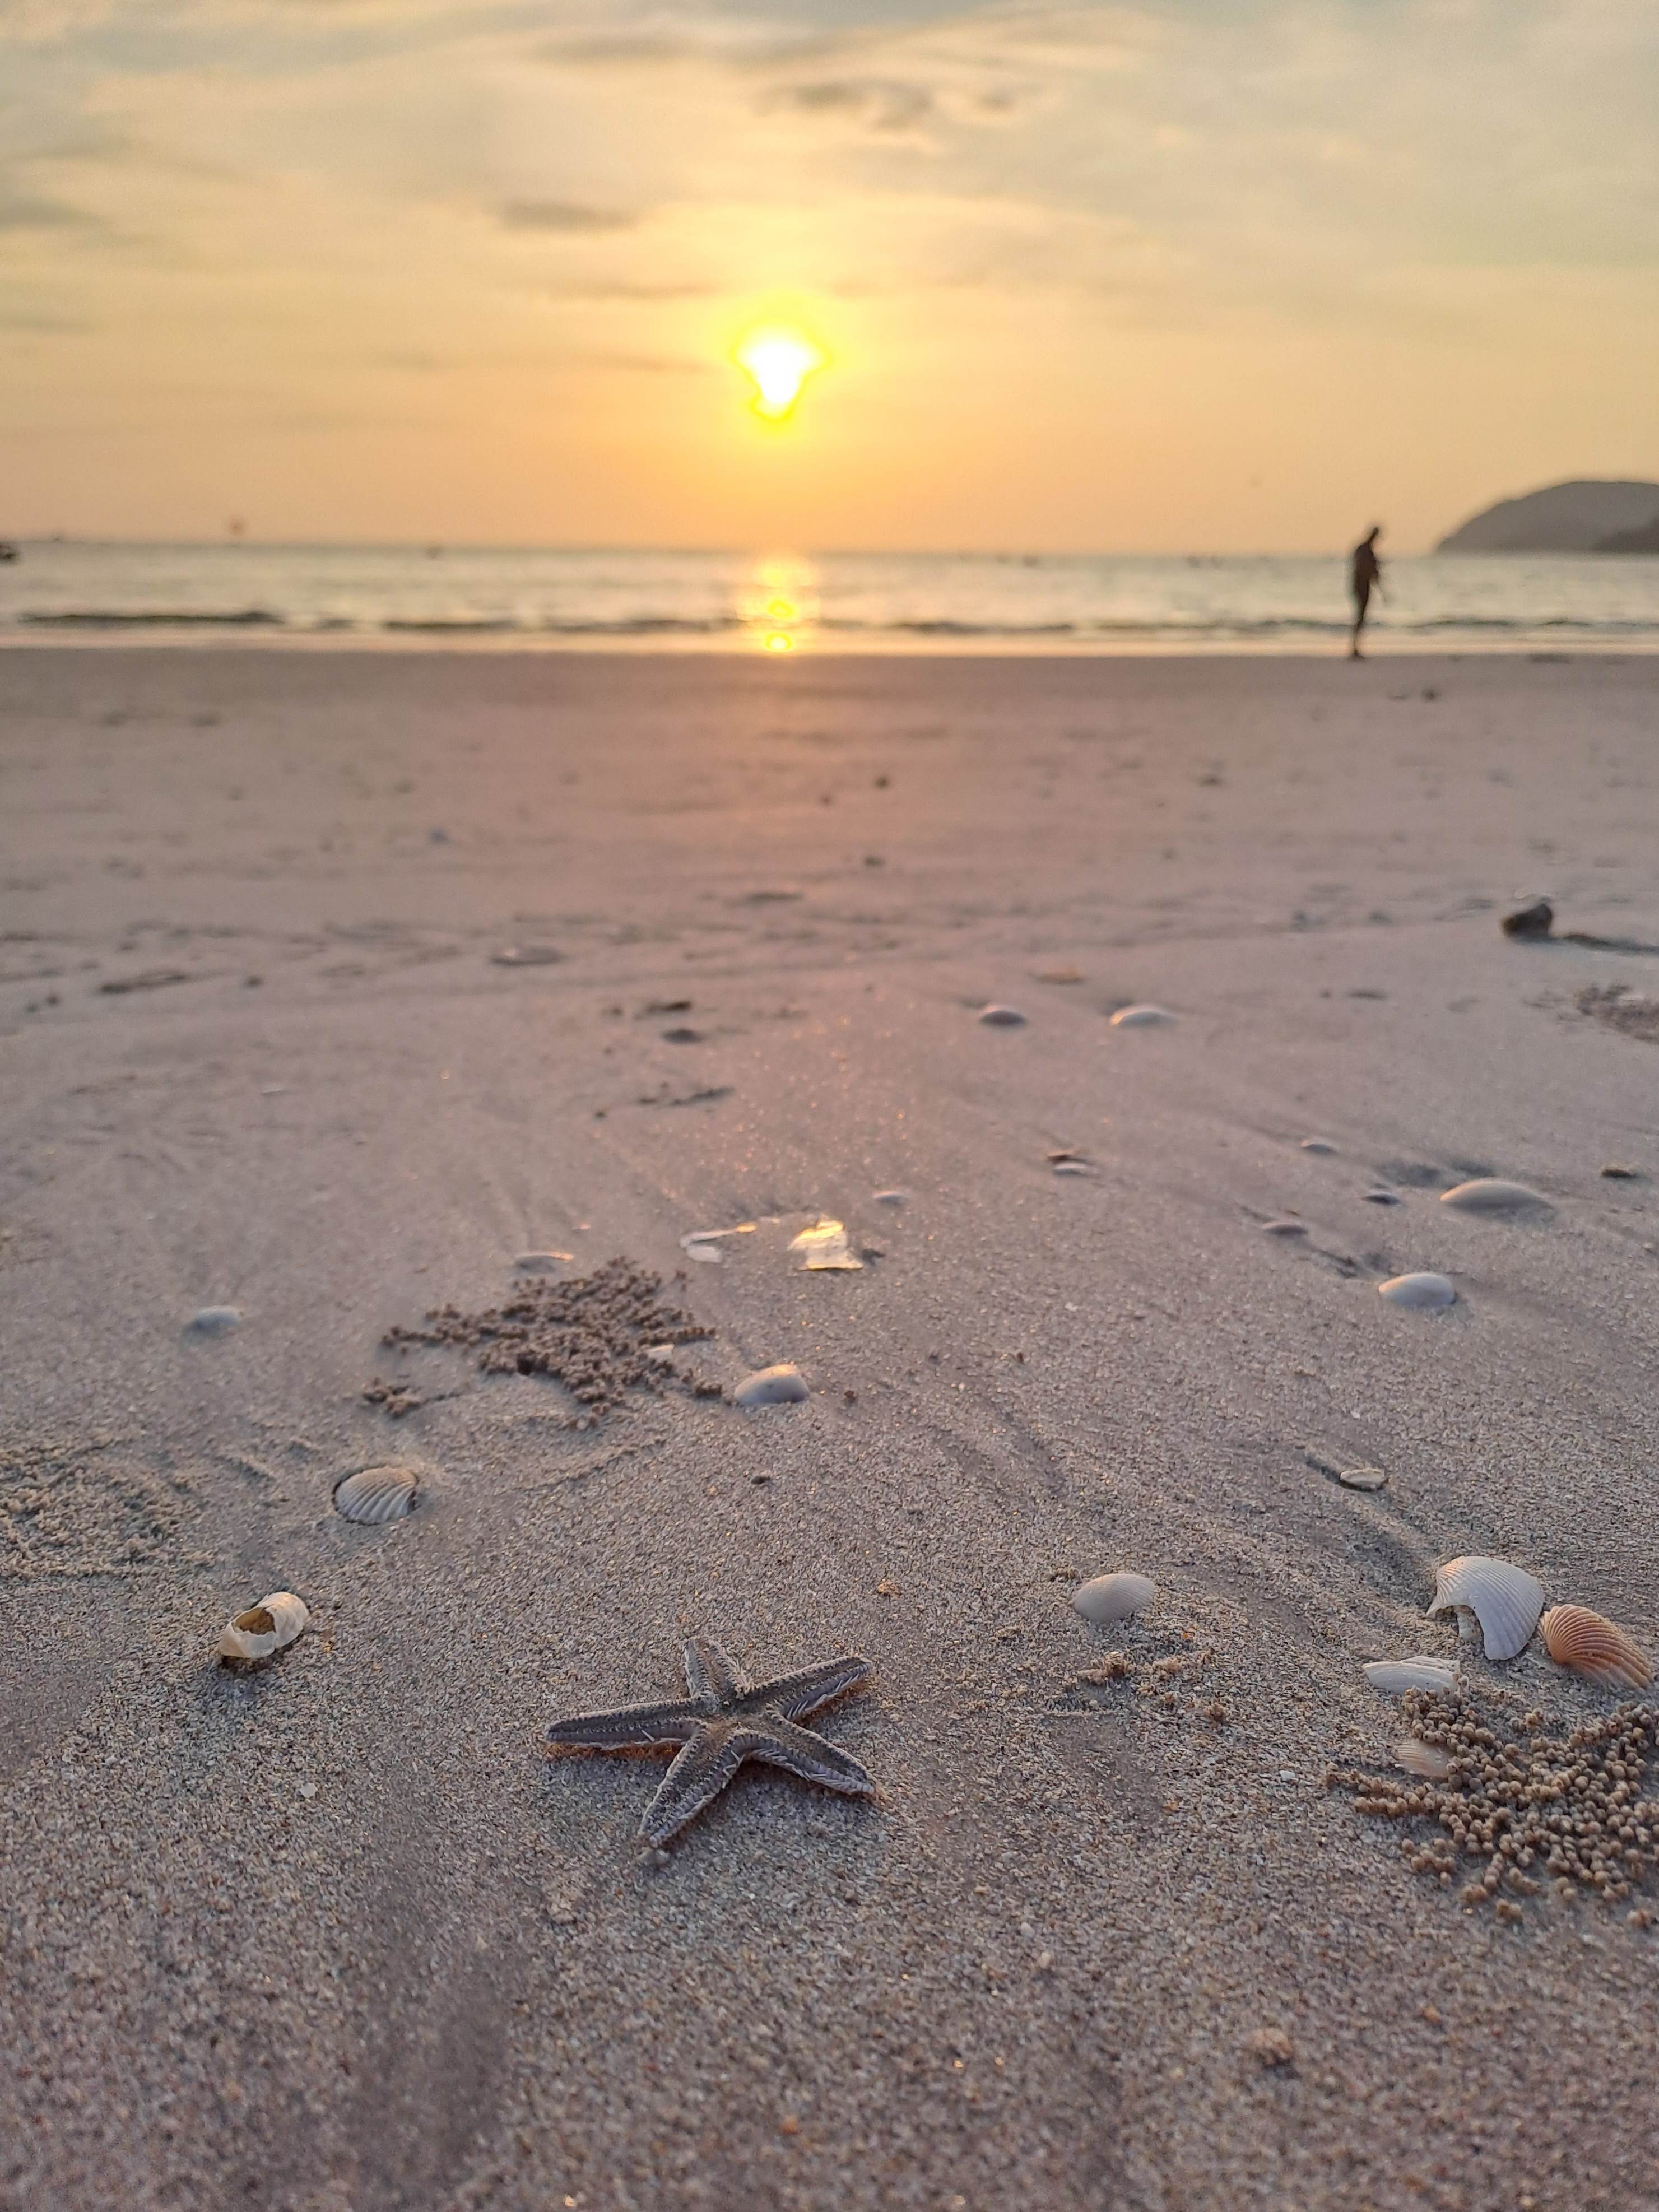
[1,0,1656,551]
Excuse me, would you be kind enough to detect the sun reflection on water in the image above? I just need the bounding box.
[738,556,817,654]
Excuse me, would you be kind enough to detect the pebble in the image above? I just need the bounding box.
[1439,1177,1551,1215]
[1262,1219,1307,1237]
[187,1306,242,1336]
[978,1004,1027,1027]
[1378,1271,1456,1309]
[1299,1137,1337,1155]
[1501,897,1554,938]
[514,1251,574,1272]
[733,1365,809,1409]
[1109,1004,1176,1028]
[1072,1572,1157,1625]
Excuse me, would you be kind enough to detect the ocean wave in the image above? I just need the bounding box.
[20,607,282,629]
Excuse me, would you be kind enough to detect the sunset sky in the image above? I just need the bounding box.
[2,1,1656,551]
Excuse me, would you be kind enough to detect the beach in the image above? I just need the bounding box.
[2,644,1657,2211]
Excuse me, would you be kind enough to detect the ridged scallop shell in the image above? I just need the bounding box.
[1363,1657,1459,1696]
[1379,1271,1456,1309]
[1072,1572,1157,1625]
[217,1590,308,1662]
[1395,1737,1454,1781]
[1428,1555,1544,1662]
[1110,1004,1175,1028]
[333,1465,418,1525]
[1439,1178,1551,1215]
[1539,1605,1653,1690]
[733,1364,808,1408]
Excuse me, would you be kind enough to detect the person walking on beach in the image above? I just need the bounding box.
[1349,525,1383,658]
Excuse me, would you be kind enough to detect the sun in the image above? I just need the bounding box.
[733,327,826,421]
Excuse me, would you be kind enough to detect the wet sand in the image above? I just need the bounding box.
[2,647,1657,2211]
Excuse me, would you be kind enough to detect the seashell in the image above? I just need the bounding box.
[514,1250,573,1272]
[1299,1137,1336,1155]
[333,1465,418,1525]
[1378,1271,1456,1309]
[1428,1556,1544,1661]
[978,1003,1027,1027]
[1395,1737,1454,1781]
[733,1364,809,1409]
[682,1242,723,1263]
[217,1590,308,1663]
[1072,1572,1157,1625]
[1601,1163,1639,1180]
[1363,1188,1402,1205]
[1363,1657,1459,1696]
[1337,1465,1388,1491]
[1109,1004,1175,1028]
[1539,1605,1653,1690]
[788,1219,863,1271]
[1263,1219,1307,1237]
[491,944,564,966]
[1053,1159,1094,1177]
[872,1189,908,1206]
[1439,1178,1550,1215]
[187,1305,242,1336]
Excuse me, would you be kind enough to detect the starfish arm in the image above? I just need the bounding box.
[547,1695,703,1750]
[683,1636,748,1705]
[740,1716,876,1800]
[741,1654,870,1722]
[639,1723,749,1847]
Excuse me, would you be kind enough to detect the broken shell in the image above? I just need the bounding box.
[788,1219,863,1271]
[733,1364,809,1409]
[1395,1737,1454,1781]
[514,1250,573,1272]
[1072,1572,1157,1625]
[1539,1605,1653,1690]
[217,1590,308,1663]
[1439,1178,1551,1215]
[977,1003,1027,1027]
[1379,1271,1456,1309]
[1428,1556,1544,1662]
[1363,1657,1459,1696]
[333,1465,418,1525]
[1109,1004,1176,1028]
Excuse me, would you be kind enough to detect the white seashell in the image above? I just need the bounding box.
[1053,1160,1094,1177]
[1395,1737,1454,1781]
[1428,1555,1544,1662]
[1363,1657,1458,1696]
[644,1342,676,1365]
[1263,1219,1307,1237]
[1072,1572,1157,1625]
[333,1465,418,1525]
[978,1003,1027,1026]
[217,1590,308,1662]
[1439,1178,1551,1215]
[788,1219,863,1271]
[683,1242,723,1263]
[1299,1137,1337,1155]
[1110,1004,1175,1028]
[733,1364,809,1409]
[1337,1465,1388,1491]
[188,1305,242,1336]
[1539,1604,1653,1690]
[1378,1271,1456,1309]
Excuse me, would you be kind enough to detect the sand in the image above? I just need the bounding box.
[2,645,1657,2211]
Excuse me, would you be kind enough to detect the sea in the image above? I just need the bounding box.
[2,542,1656,653]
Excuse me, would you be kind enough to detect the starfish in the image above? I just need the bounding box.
[546,1636,875,1847]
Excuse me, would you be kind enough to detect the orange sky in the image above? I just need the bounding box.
[2,1,1656,551]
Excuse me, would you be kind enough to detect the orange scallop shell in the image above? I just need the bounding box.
[1539,1605,1653,1690]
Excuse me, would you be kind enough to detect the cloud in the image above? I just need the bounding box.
[498,198,639,231]
[766,76,933,133]
[0,187,100,229]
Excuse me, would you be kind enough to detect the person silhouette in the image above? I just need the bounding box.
[1349,526,1383,658]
